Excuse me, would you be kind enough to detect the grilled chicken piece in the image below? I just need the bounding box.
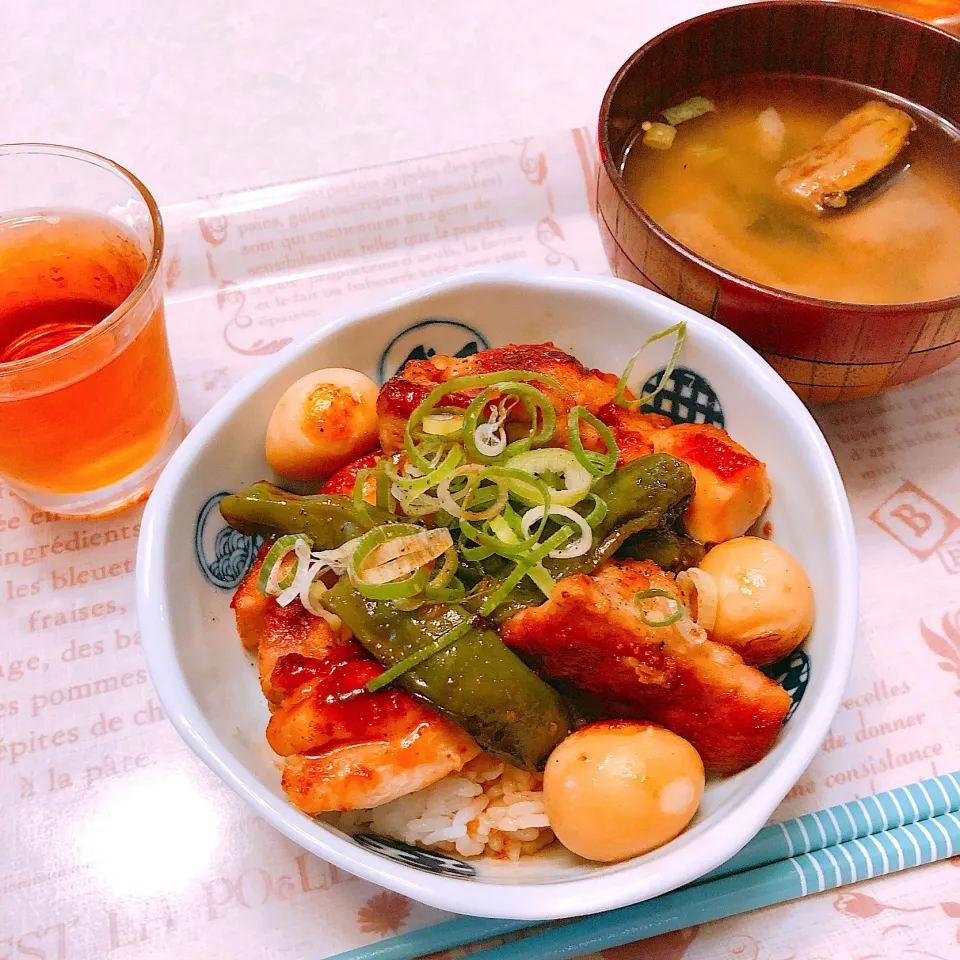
[231,544,273,650]
[776,101,914,213]
[598,408,770,545]
[501,559,791,773]
[258,599,356,704]
[596,403,671,466]
[282,725,480,814]
[232,549,355,702]
[650,424,770,544]
[377,343,620,453]
[268,648,478,813]
[267,654,477,753]
[232,552,479,812]
[321,450,383,501]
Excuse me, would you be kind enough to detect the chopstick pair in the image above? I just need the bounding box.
[333,771,960,960]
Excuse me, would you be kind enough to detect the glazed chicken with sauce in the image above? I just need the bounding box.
[596,403,771,543]
[377,343,621,453]
[379,343,771,544]
[225,340,809,856]
[501,559,791,773]
[232,548,479,813]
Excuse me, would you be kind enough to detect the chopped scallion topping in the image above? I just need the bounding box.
[365,621,474,693]
[635,587,686,627]
[662,96,715,127]
[568,406,619,477]
[614,321,687,411]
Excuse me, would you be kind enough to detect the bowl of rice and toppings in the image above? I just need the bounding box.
[138,267,856,919]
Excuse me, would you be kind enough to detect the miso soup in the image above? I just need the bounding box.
[621,74,960,305]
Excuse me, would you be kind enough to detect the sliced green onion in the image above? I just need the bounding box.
[489,514,519,546]
[276,537,316,606]
[351,567,428,602]
[401,444,464,503]
[581,493,608,528]
[348,524,434,600]
[460,540,495,562]
[374,466,395,513]
[568,406,619,477]
[423,412,465,437]
[460,397,495,463]
[352,467,380,528]
[465,395,510,460]
[614,322,687,411]
[461,382,557,463]
[486,512,553,593]
[458,468,552,557]
[459,515,533,558]
[257,534,312,595]
[382,452,417,486]
[424,576,468,603]
[359,528,453,584]
[437,464,509,522]
[300,575,344,631]
[405,370,563,472]
[635,587,686,627]
[501,502,525,538]
[478,527,573,616]
[527,564,556,599]
[642,122,677,150]
[520,504,593,559]
[662,96,715,127]
[427,546,459,592]
[504,448,593,507]
[399,493,444,518]
[365,621,474,693]
[502,384,557,454]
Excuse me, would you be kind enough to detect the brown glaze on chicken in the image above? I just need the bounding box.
[377,343,620,453]
[650,424,771,544]
[321,450,383,501]
[282,726,479,815]
[270,655,479,813]
[596,410,771,545]
[501,559,791,773]
[596,403,671,466]
[231,553,479,812]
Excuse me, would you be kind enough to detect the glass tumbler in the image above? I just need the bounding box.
[0,144,183,517]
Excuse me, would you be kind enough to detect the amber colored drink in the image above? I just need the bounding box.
[0,210,178,502]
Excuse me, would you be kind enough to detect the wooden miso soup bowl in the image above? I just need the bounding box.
[597,1,960,402]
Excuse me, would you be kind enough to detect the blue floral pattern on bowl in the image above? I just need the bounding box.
[377,318,489,384]
[195,492,260,590]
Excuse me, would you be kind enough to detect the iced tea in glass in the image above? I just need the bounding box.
[0,144,182,517]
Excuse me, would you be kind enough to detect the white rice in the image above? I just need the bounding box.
[335,754,555,860]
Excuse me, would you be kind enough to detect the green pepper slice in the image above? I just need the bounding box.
[323,578,570,771]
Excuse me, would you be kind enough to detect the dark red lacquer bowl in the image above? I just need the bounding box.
[597,1,960,402]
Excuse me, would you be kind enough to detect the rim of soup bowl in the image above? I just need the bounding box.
[598,0,960,316]
[136,266,858,920]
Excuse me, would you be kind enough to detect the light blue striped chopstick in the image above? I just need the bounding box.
[331,771,960,960]
[466,809,960,960]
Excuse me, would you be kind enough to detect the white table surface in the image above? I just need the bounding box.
[2,0,723,204]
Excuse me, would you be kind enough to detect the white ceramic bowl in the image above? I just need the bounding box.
[137,266,858,921]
